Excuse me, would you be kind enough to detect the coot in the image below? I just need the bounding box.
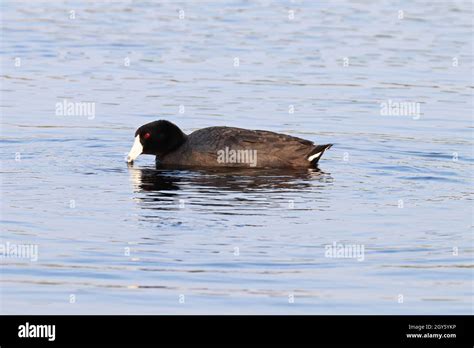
[127,120,332,168]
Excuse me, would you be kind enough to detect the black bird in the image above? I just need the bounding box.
[127,120,332,168]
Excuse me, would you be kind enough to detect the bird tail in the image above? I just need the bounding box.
[307,144,333,166]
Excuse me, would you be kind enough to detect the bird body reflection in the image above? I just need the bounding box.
[128,166,333,214]
[129,166,332,192]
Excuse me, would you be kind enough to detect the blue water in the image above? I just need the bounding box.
[0,0,472,314]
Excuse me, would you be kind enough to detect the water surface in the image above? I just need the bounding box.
[0,0,472,314]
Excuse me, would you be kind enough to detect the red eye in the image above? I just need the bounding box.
[143,133,151,140]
